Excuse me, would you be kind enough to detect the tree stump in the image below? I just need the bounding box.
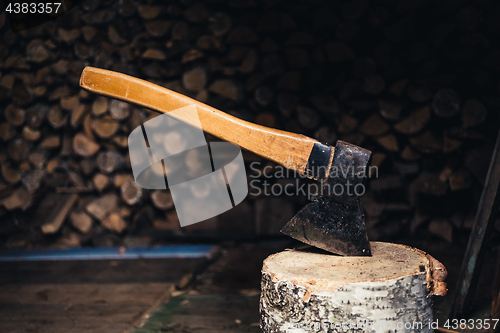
[260,242,447,332]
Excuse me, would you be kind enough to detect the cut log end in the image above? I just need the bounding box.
[260,242,446,333]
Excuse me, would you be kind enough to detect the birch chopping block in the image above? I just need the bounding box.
[260,242,447,333]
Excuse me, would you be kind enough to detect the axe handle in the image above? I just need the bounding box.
[80,66,320,175]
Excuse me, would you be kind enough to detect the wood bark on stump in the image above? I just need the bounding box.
[260,242,447,333]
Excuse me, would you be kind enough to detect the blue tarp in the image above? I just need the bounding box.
[0,245,215,261]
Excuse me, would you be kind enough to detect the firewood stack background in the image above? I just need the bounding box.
[0,0,499,249]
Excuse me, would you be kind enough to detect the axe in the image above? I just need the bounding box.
[80,67,373,257]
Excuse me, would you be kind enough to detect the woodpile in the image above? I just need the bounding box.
[1,0,499,249]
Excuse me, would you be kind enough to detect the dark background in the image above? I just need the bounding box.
[0,0,499,308]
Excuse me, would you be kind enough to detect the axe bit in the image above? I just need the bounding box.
[80,67,372,257]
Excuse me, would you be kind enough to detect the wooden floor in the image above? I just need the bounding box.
[0,258,207,333]
[130,240,291,333]
[131,293,261,333]
[0,239,496,333]
[0,240,290,333]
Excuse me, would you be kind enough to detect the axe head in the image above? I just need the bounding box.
[281,140,372,256]
[281,197,371,256]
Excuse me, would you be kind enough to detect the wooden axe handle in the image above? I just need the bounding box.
[80,66,320,174]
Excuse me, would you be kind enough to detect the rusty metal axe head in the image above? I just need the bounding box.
[281,141,372,256]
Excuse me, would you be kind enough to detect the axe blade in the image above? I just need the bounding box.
[281,196,371,256]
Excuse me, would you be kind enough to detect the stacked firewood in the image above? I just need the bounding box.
[0,0,499,248]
